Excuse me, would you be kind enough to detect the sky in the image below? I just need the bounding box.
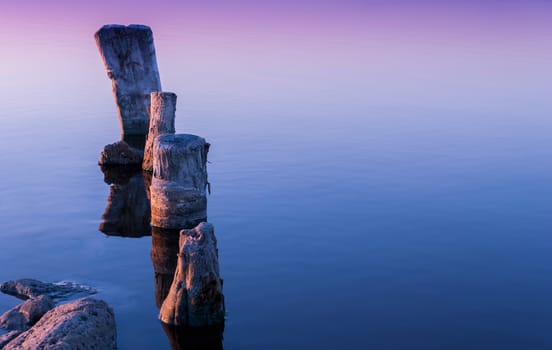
[2,1,551,45]
[0,0,551,116]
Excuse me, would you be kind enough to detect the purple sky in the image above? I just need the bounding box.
[1,0,550,115]
[2,1,551,40]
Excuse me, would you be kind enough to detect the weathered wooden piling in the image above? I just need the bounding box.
[159,223,225,327]
[95,24,162,138]
[143,169,153,201]
[143,92,177,172]
[150,134,209,229]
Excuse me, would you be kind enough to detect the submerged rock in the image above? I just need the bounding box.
[0,279,96,301]
[3,297,116,350]
[98,140,144,166]
[0,295,54,332]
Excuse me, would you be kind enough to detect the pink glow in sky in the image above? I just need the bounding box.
[2,1,551,43]
[1,0,551,116]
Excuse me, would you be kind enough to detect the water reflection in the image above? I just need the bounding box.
[99,165,151,237]
[99,145,224,348]
[123,134,147,150]
[161,323,223,350]
[151,227,180,308]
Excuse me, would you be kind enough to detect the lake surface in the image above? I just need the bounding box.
[1,10,551,349]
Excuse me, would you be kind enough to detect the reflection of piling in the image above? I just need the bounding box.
[100,164,141,185]
[143,92,177,172]
[123,135,147,151]
[95,24,162,138]
[161,323,223,350]
[151,227,180,308]
[99,167,151,237]
[150,134,209,229]
[159,223,225,327]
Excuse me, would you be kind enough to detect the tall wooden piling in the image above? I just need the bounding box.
[95,24,162,138]
[143,92,177,172]
[150,134,209,229]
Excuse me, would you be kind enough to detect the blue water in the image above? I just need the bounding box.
[1,36,551,349]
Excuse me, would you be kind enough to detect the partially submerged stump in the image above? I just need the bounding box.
[98,140,144,166]
[3,298,116,350]
[143,92,177,172]
[159,223,225,327]
[151,134,209,229]
[95,24,162,137]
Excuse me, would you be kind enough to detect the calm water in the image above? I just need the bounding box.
[1,21,552,349]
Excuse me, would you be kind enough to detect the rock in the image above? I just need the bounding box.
[98,140,144,166]
[0,279,96,301]
[99,170,151,237]
[95,24,162,137]
[3,297,116,350]
[0,330,20,348]
[151,134,210,229]
[0,295,54,332]
[143,92,177,172]
[159,223,225,327]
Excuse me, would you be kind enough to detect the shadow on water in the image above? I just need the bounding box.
[99,165,152,237]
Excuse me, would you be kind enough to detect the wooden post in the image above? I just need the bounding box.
[143,92,177,172]
[95,24,162,138]
[143,170,153,201]
[159,223,225,327]
[150,134,209,229]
